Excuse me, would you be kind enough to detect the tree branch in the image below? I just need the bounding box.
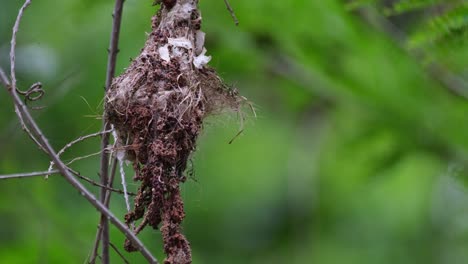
[110,242,131,264]
[0,170,60,179]
[223,0,239,26]
[0,169,135,196]
[0,68,9,87]
[90,157,118,264]
[10,0,32,91]
[68,168,135,196]
[2,1,157,262]
[0,71,158,263]
[8,0,50,154]
[48,129,113,177]
[95,0,126,263]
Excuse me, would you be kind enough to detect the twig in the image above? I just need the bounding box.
[110,242,131,264]
[105,157,119,207]
[1,72,157,263]
[0,68,9,87]
[60,130,113,158]
[90,227,102,262]
[90,157,118,264]
[14,104,49,153]
[0,169,134,196]
[11,0,46,103]
[68,168,135,196]
[47,129,113,176]
[10,0,32,91]
[95,0,126,263]
[2,2,157,262]
[97,124,111,264]
[65,149,105,166]
[0,170,60,179]
[9,0,49,154]
[133,218,148,236]
[223,0,239,26]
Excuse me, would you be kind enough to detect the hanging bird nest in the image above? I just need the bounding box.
[105,0,246,263]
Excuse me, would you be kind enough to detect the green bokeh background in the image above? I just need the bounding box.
[1,0,468,263]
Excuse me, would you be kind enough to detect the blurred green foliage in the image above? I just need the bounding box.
[1,0,468,263]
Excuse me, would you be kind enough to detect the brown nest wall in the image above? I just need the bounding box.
[105,0,242,263]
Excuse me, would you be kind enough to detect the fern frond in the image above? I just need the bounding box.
[384,0,442,16]
[408,4,468,48]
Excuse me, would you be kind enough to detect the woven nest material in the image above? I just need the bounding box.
[105,1,244,263]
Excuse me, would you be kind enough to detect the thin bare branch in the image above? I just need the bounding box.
[89,212,103,262]
[14,104,49,153]
[11,0,46,103]
[4,1,155,262]
[90,157,118,264]
[60,130,113,158]
[223,0,239,26]
[5,1,156,262]
[47,129,113,177]
[68,168,135,196]
[105,157,119,207]
[65,149,105,166]
[10,0,32,90]
[0,169,134,196]
[1,72,158,263]
[2,80,156,262]
[8,1,49,154]
[110,242,131,264]
[9,1,46,103]
[0,68,9,87]
[0,170,60,179]
[95,0,126,263]
[3,3,156,260]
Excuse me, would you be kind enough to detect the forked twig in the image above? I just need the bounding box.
[47,129,113,177]
[65,149,105,166]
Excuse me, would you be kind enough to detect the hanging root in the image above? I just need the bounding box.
[105,1,246,263]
